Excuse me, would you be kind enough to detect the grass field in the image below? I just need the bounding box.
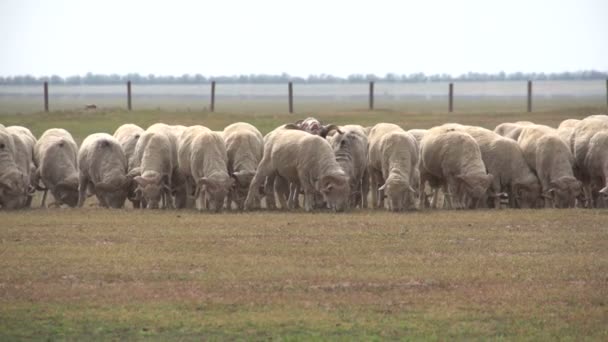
[1,209,607,340]
[1,102,608,339]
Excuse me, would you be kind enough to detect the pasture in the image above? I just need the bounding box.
[1,101,608,339]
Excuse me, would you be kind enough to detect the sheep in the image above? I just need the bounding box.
[223,122,264,210]
[260,124,311,210]
[113,124,144,207]
[407,129,428,145]
[129,123,188,209]
[494,121,534,141]
[130,126,176,209]
[556,119,581,151]
[113,123,144,168]
[6,126,37,207]
[517,124,581,208]
[448,125,541,208]
[33,128,80,207]
[77,133,131,208]
[328,125,369,208]
[569,115,608,207]
[0,124,28,209]
[293,117,342,138]
[419,125,493,209]
[177,125,233,211]
[244,129,350,212]
[367,123,418,211]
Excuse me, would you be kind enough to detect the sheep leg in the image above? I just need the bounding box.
[264,175,276,210]
[369,168,381,209]
[77,174,88,208]
[245,158,272,210]
[361,169,370,209]
[41,189,48,208]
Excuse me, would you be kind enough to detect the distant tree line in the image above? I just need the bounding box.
[0,70,606,85]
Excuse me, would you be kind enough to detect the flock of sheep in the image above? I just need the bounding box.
[1,114,607,211]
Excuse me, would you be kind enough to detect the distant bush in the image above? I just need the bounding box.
[0,70,606,85]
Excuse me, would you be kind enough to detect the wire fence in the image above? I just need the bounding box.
[0,80,606,114]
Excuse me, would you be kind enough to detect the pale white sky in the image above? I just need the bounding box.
[0,0,606,77]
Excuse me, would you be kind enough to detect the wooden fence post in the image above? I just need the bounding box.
[527,80,532,112]
[127,81,132,111]
[605,79,607,108]
[448,83,454,112]
[210,81,216,112]
[43,81,49,112]
[369,81,374,110]
[288,82,293,114]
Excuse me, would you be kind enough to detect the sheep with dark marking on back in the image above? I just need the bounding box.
[33,128,80,208]
[244,129,350,212]
[77,133,131,208]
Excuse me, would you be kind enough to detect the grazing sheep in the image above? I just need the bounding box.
[6,126,36,207]
[33,128,79,207]
[517,124,581,208]
[452,125,541,208]
[77,133,130,208]
[368,123,418,211]
[494,121,534,141]
[420,125,493,209]
[407,129,428,145]
[178,125,233,211]
[328,125,369,208]
[294,117,342,138]
[113,124,144,168]
[0,124,28,209]
[569,115,608,207]
[113,123,144,208]
[556,119,581,151]
[130,127,175,209]
[223,122,264,210]
[244,129,350,212]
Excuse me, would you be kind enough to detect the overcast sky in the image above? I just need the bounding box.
[0,0,606,77]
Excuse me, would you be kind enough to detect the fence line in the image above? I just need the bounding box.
[35,80,608,113]
[210,81,216,112]
[43,81,49,112]
[127,81,132,111]
[288,82,293,114]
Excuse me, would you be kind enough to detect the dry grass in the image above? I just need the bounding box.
[1,209,607,340]
[1,103,608,339]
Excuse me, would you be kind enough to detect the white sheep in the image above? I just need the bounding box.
[244,129,350,212]
[77,133,131,208]
[517,124,581,208]
[177,125,233,211]
[130,127,175,209]
[0,124,28,209]
[420,125,493,209]
[367,123,418,211]
[223,122,264,210]
[569,115,608,207]
[34,128,80,207]
[328,125,369,209]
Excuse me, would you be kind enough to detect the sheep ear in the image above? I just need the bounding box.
[600,186,608,195]
[407,185,416,193]
[378,183,387,191]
